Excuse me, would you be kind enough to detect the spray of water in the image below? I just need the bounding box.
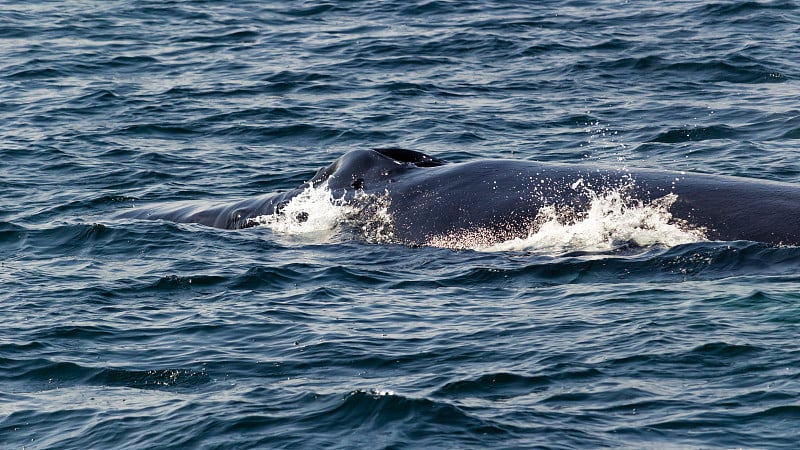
[249,179,707,252]
[248,182,347,233]
[479,189,706,253]
[248,182,394,243]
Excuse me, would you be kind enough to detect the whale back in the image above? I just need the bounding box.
[115,148,800,246]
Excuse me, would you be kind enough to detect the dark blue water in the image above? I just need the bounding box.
[3,1,800,448]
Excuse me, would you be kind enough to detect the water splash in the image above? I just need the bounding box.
[480,189,707,253]
[248,182,394,243]
[249,182,347,233]
[248,180,706,253]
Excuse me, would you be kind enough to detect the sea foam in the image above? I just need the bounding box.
[478,189,707,253]
[248,182,394,243]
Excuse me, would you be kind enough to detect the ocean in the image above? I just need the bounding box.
[2,1,800,448]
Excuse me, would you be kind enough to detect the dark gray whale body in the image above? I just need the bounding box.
[116,148,800,247]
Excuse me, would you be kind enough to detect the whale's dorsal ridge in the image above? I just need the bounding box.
[114,149,800,246]
[372,147,448,167]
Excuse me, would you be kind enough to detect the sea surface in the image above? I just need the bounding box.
[3,1,800,448]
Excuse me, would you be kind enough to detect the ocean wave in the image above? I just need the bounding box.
[4,0,800,448]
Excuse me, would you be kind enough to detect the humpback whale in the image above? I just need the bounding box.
[115,148,800,247]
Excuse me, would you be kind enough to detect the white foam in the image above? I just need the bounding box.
[248,182,394,242]
[478,189,707,253]
[248,182,347,233]
[249,179,707,253]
